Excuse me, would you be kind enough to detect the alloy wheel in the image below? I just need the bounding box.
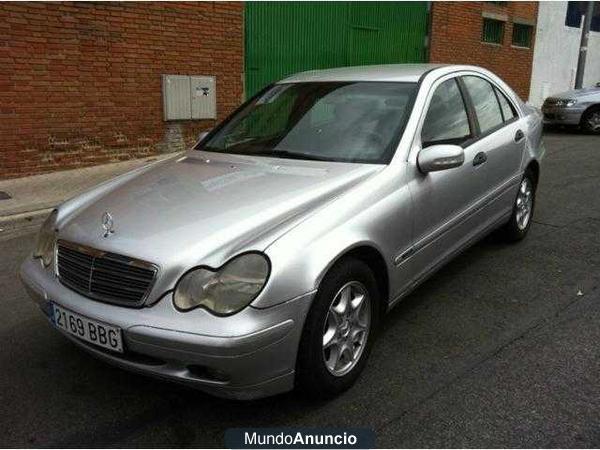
[586,111,600,132]
[515,178,533,230]
[322,281,371,377]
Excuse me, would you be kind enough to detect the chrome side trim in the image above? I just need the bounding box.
[388,210,512,310]
[393,172,521,266]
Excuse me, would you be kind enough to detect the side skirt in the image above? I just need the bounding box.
[386,210,511,312]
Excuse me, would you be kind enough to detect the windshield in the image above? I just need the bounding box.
[198,82,417,164]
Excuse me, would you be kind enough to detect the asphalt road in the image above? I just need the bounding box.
[1,131,599,448]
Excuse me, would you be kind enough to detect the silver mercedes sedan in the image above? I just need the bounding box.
[20,64,544,400]
[542,83,600,133]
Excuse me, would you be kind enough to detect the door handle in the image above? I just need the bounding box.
[514,129,525,142]
[473,151,487,166]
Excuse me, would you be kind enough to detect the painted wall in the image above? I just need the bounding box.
[529,1,600,107]
[245,2,429,97]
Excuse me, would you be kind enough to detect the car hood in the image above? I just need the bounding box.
[58,151,383,296]
[550,86,600,100]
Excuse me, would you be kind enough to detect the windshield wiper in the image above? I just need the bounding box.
[251,149,335,161]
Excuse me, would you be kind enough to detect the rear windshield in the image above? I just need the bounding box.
[198,82,418,164]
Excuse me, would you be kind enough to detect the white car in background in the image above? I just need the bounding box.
[542,83,600,134]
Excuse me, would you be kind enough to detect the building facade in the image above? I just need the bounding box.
[529,1,600,107]
[1,2,543,180]
[429,1,538,100]
[0,2,243,179]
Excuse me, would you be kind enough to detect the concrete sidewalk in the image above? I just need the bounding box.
[0,154,177,237]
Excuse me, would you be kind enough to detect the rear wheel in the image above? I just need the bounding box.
[295,258,379,398]
[581,107,600,134]
[499,170,536,242]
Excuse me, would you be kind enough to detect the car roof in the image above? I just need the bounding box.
[278,64,450,84]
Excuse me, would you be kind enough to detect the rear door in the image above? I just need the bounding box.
[459,75,525,215]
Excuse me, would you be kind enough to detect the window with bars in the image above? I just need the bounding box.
[512,23,533,47]
[482,18,505,44]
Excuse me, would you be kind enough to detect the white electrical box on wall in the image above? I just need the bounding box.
[191,76,216,119]
[162,75,192,121]
[162,74,216,121]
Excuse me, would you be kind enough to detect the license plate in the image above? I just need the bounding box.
[51,303,123,353]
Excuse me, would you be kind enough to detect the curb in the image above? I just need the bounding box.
[0,208,52,234]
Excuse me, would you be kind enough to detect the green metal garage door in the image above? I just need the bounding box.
[245,1,429,97]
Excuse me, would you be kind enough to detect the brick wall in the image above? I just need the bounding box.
[429,2,538,100]
[0,2,244,179]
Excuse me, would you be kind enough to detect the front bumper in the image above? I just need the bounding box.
[541,105,584,125]
[20,257,314,400]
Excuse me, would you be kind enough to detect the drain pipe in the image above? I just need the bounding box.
[574,1,594,89]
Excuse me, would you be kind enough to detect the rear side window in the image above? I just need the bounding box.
[495,87,517,122]
[421,78,472,146]
[462,76,504,134]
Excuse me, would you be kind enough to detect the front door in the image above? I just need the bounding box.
[405,75,491,285]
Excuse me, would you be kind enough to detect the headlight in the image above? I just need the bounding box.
[556,99,577,107]
[34,209,58,267]
[173,253,270,315]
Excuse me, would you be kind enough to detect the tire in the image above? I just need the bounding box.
[295,258,380,398]
[581,107,600,134]
[499,170,536,242]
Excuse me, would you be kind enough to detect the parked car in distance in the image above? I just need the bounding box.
[20,64,544,400]
[542,82,600,134]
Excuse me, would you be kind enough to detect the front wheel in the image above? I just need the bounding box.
[499,171,536,242]
[295,258,379,398]
[581,107,600,134]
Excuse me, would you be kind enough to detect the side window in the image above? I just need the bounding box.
[495,87,517,122]
[421,78,471,146]
[462,76,504,134]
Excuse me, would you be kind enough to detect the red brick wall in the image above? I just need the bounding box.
[429,2,538,100]
[0,2,244,179]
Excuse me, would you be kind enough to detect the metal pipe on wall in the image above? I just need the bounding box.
[574,1,595,89]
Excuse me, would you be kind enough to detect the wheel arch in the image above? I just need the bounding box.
[525,159,540,188]
[320,244,390,317]
[579,103,600,125]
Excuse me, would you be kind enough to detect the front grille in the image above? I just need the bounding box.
[544,98,559,106]
[56,241,157,307]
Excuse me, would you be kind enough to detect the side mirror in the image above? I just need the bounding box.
[417,144,465,173]
[596,82,600,88]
